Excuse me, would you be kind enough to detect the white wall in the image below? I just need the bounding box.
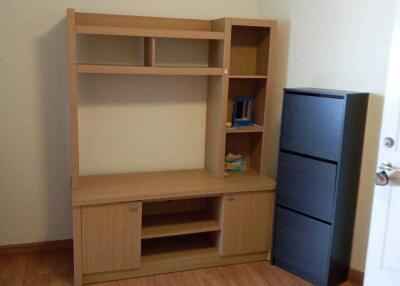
[259,0,396,271]
[0,0,258,245]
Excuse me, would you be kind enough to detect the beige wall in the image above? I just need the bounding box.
[0,0,258,245]
[259,0,396,271]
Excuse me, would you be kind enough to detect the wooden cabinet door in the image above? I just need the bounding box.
[221,192,273,256]
[82,202,142,274]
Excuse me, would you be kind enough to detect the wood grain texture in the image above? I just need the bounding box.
[225,20,275,176]
[84,251,268,284]
[75,12,212,31]
[143,198,207,216]
[221,192,273,256]
[205,18,229,177]
[226,125,264,133]
[72,208,82,286]
[0,249,359,286]
[67,8,79,188]
[205,76,225,176]
[144,38,156,66]
[73,169,275,206]
[76,25,224,40]
[81,202,142,274]
[225,133,263,172]
[76,64,223,75]
[142,211,220,239]
[229,75,268,79]
[229,26,270,76]
[230,18,277,28]
[348,268,364,286]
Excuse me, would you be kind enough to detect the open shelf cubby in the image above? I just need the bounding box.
[230,25,271,76]
[226,78,267,133]
[225,132,263,173]
[76,32,223,75]
[141,232,218,264]
[142,197,221,240]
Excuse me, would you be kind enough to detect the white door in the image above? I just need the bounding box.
[364,1,400,285]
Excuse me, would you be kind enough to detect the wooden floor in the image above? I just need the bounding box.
[0,250,355,286]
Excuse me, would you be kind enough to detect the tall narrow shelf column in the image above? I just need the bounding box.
[67,9,80,189]
[223,19,276,175]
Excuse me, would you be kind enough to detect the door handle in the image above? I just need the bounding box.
[376,161,400,186]
[376,171,389,186]
[379,161,400,173]
[129,203,140,211]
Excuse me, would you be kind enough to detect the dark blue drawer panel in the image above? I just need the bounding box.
[281,93,344,161]
[274,207,332,286]
[277,152,336,222]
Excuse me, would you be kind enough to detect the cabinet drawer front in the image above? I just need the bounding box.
[274,207,331,286]
[281,93,344,161]
[277,152,336,222]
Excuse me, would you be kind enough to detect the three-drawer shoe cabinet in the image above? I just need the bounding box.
[272,88,369,286]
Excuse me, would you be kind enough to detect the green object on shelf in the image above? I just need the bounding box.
[224,153,247,172]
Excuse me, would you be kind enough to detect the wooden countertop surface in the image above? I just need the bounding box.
[72,169,275,207]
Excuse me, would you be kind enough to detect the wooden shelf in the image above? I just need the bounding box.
[76,64,223,76]
[141,233,218,264]
[76,25,225,40]
[226,125,264,134]
[142,211,220,239]
[73,169,275,206]
[229,75,267,79]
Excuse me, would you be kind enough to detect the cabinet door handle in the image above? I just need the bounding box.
[129,203,140,211]
[226,195,235,202]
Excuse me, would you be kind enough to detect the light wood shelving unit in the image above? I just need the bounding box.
[67,9,276,286]
[142,211,221,239]
[76,63,223,76]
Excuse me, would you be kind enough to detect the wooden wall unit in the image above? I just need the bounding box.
[67,9,276,285]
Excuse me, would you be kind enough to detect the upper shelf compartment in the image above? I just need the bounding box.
[74,12,225,76]
[75,12,224,40]
[230,25,271,77]
[77,64,223,76]
[76,25,224,40]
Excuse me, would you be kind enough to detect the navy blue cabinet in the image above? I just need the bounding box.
[277,152,336,222]
[280,93,344,161]
[274,207,332,286]
[272,88,368,286]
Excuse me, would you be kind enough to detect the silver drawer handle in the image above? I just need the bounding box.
[226,195,235,202]
[129,204,139,211]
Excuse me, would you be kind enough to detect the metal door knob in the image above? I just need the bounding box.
[376,171,389,186]
[375,161,400,186]
[384,137,395,148]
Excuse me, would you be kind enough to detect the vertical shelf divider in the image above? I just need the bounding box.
[144,37,156,66]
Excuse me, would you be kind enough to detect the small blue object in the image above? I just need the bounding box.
[232,97,254,126]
